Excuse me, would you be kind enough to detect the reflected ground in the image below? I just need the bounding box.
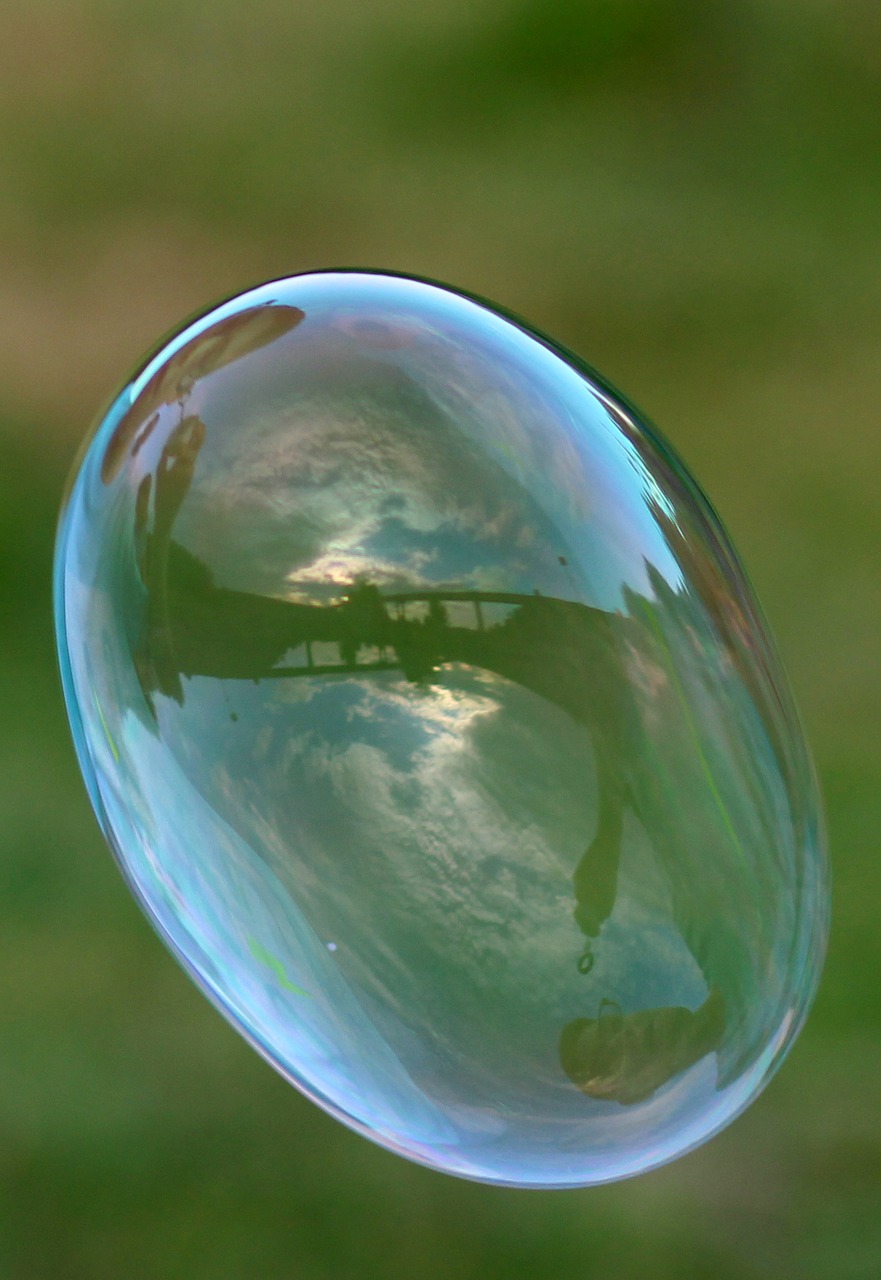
[59,275,825,1184]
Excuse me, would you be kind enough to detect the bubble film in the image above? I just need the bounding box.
[54,271,827,1186]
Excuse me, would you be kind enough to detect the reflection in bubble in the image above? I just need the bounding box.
[55,270,827,1186]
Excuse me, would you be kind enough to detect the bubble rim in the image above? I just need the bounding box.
[52,267,830,1189]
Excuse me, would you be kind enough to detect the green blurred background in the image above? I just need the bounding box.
[1,1,879,1276]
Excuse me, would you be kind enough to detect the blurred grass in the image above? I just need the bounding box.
[1,2,880,1277]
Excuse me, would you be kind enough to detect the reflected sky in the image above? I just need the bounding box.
[55,270,827,1187]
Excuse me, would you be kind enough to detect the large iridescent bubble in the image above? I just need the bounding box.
[54,270,827,1186]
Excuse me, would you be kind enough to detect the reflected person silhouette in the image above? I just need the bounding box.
[101,302,305,484]
[561,617,731,1104]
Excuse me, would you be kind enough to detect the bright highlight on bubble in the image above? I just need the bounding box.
[54,270,828,1187]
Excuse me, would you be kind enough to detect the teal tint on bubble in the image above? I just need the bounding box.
[54,270,828,1187]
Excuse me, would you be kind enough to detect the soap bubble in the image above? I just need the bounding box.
[55,270,827,1186]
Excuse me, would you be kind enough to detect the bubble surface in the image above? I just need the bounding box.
[55,271,827,1186]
